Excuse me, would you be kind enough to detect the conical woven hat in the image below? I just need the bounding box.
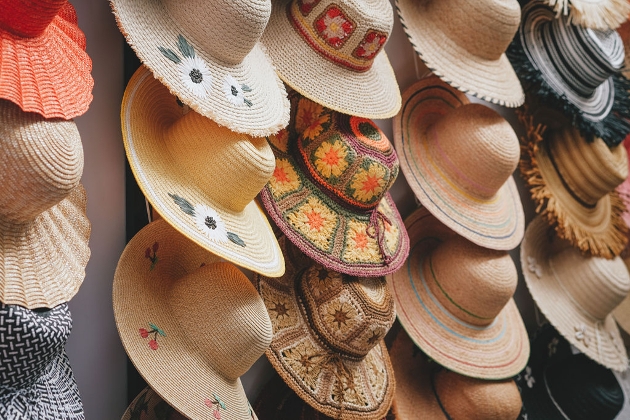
[0,100,90,308]
[122,65,284,277]
[541,0,630,31]
[113,219,271,420]
[111,0,289,136]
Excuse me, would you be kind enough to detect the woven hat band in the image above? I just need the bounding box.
[0,0,65,37]
[162,0,270,65]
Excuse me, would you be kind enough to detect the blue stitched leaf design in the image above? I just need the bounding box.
[159,47,181,64]
[213,394,226,410]
[177,35,195,58]
[169,193,195,216]
[241,84,252,92]
[227,232,246,247]
[244,98,253,107]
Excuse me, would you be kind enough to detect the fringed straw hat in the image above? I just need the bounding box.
[388,207,530,380]
[110,0,289,136]
[113,219,271,420]
[260,0,401,119]
[0,0,93,119]
[257,236,396,420]
[0,100,90,309]
[122,65,284,277]
[393,76,524,251]
[395,0,525,107]
[122,387,187,420]
[519,110,629,259]
[521,216,630,371]
[541,0,630,30]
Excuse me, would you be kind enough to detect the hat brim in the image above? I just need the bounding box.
[122,66,285,277]
[393,77,525,251]
[261,0,401,119]
[614,369,630,419]
[110,0,289,137]
[395,0,524,108]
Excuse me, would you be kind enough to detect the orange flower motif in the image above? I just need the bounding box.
[268,129,289,152]
[270,159,301,198]
[343,220,379,263]
[314,140,349,178]
[350,163,387,203]
[288,197,337,249]
[296,99,330,140]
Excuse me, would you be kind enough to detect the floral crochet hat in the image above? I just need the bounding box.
[122,66,284,277]
[111,0,289,136]
[122,387,188,420]
[0,0,93,119]
[259,95,409,277]
[113,219,269,420]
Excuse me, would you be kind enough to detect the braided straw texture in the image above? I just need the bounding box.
[544,0,630,30]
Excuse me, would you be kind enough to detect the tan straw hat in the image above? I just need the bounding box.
[542,0,630,31]
[261,0,401,119]
[0,99,90,309]
[521,215,630,371]
[519,111,629,259]
[390,328,523,420]
[393,76,525,251]
[395,0,524,107]
[257,236,396,420]
[122,65,284,277]
[110,0,289,136]
[114,219,270,420]
[122,387,187,420]
[388,207,529,380]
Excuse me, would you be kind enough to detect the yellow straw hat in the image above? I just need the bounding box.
[122,65,284,277]
[0,99,90,309]
[113,219,270,420]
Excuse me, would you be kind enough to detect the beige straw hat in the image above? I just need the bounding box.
[522,215,630,371]
[122,387,187,420]
[110,0,289,137]
[257,236,396,420]
[390,328,523,420]
[393,76,525,251]
[519,111,629,259]
[0,99,90,309]
[122,65,284,277]
[387,207,529,380]
[114,219,270,420]
[395,0,524,107]
[261,0,401,119]
[542,0,630,30]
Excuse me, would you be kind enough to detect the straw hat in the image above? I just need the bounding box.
[541,0,630,30]
[393,76,524,251]
[122,387,186,420]
[122,65,284,277]
[390,328,523,420]
[388,207,529,379]
[522,215,630,371]
[519,110,629,259]
[110,0,289,136]
[0,0,93,119]
[113,219,271,420]
[0,303,84,418]
[260,0,401,119]
[257,236,396,420]
[395,0,524,107]
[508,1,630,147]
[260,95,408,277]
[0,100,90,309]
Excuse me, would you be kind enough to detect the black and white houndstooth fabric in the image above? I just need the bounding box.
[0,303,84,419]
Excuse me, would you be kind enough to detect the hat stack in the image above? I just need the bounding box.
[0,1,93,417]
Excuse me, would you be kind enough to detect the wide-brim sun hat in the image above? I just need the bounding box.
[541,0,630,30]
[0,0,93,119]
[110,0,289,136]
[122,387,186,420]
[393,76,525,251]
[395,0,525,107]
[122,65,284,277]
[261,0,401,119]
[114,219,271,420]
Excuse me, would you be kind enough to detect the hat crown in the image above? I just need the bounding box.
[163,0,271,65]
[298,263,395,358]
[0,0,66,37]
[428,103,519,200]
[169,262,273,380]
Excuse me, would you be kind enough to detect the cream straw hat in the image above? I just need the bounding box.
[0,99,90,309]
[542,0,630,30]
[114,219,270,420]
[110,0,289,137]
[122,65,284,277]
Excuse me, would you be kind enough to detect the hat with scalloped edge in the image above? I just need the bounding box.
[507,1,630,147]
[256,235,397,420]
[260,95,408,277]
[395,0,524,108]
[387,206,530,380]
[121,387,190,420]
[0,99,90,309]
[113,219,269,420]
[0,0,93,119]
[110,0,289,137]
[122,65,284,277]
[392,76,524,251]
[260,0,401,119]
[541,0,630,30]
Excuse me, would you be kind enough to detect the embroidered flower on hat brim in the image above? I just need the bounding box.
[223,74,253,107]
[160,35,213,99]
[204,393,227,419]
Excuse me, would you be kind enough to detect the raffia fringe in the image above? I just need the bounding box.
[544,0,630,30]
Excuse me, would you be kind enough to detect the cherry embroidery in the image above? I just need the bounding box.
[145,242,159,270]
[204,393,226,419]
[139,323,166,350]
